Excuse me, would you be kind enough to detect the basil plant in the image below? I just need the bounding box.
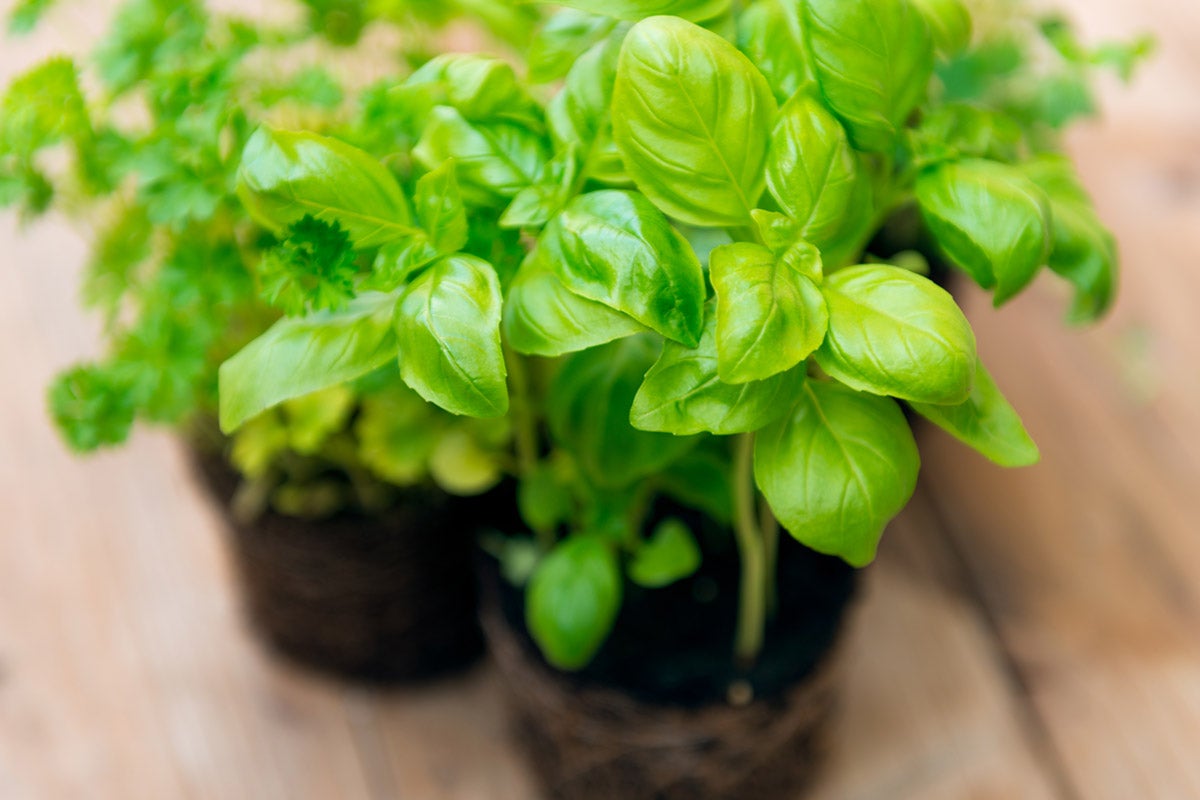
[214,0,1144,668]
[3,0,533,518]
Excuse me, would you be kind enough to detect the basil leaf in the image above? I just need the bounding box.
[405,54,543,131]
[916,158,1051,305]
[546,0,731,23]
[737,0,815,103]
[908,0,972,58]
[413,107,549,205]
[395,255,508,418]
[1022,155,1116,323]
[218,292,399,433]
[710,241,827,384]
[544,190,706,347]
[414,160,469,256]
[526,535,622,671]
[237,126,415,248]
[547,28,629,186]
[612,16,776,226]
[910,103,1024,167]
[911,358,1039,467]
[529,10,617,83]
[631,310,804,436]
[629,519,702,589]
[802,0,934,152]
[548,338,698,489]
[754,381,920,567]
[503,246,648,357]
[658,447,733,525]
[765,92,861,251]
[815,264,977,404]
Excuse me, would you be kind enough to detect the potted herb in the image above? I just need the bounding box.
[1,0,538,682]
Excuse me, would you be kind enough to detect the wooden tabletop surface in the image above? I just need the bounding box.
[2,1,1199,797]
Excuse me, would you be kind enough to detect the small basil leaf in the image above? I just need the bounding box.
[413,160,469,255]
[711,241,827,384]
[755,381,920,567]
[219,292,399,433]
[816,265,977,405]
[526,535,622,671]
[548,337,698,489]
[737,0,815,103]
[1021,155,1116,323]
[413,107,549,206]
[916,158,1052,304]
[631,309,804,436]
[545,190,705,347]
[765,92,861,251]
[629,519,702,589]
[405,54,543,131]
[429,427,504,496]
[908,0,972,58]
[547,27,629,186]
[503,246,649,357]
[802,0,934,152]
[395,255,508,418]
[529,9,618,83]
[613,16,776,226]
[518,461,577,534]
[546,0,731,23]
[237,126,415,248]
[911,358,1039,468]
[910,104,1024,167]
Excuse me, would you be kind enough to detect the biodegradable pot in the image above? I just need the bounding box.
[484,529,858,800]
[191,449,486,683]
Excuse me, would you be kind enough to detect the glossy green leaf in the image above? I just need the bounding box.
[629,519,702,588]
[395,255,508,418]
[545,0,730,23]
[908,0,972,57]
[414,160,469,256]
[413,107,549,205]
[544,190,705,347]
[802,0,934,152]
[526,535,622,671]
[911,358,1039,467]
[612,16,776,226]
[548,337,697,488]
[219,292,399,433]
[237,126,415,248]
[755,381,919,566]
[631,310,804,436]
[916,159,1051,305]
[503,246,648,357]
[547,28,628,186]
[529,9,617,82]
[1022,155,1116,323]
[910,104,1023,167]
[710,241,827,384]
[405,54,543,130]
[737,0,815,102]
[816,265,976,404]
[765,92,860,251]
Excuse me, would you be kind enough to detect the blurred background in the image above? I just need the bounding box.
[1,0,1199,798]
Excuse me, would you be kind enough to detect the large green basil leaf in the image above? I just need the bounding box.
[737,0,815,102]
[237,126,415,248]
[631,309,804,436]
[218,292,398,433]
[908,0,972,57]
[548,337,698,488]
[395,255,508,417]
[503,246,649,356]
[916,159,1051,304]
[526,535,622,671]
[754,381,919,566]
[612,16,776,226]
[547,0,731,22]
[405,54,543,130]
[547,28,628,185]
[413,107,549,206]
[765,92,860,250]
[544,190,705,347]
[529,10,618,83]
[1021,155,1116,323]
[815,265,976,404]
[911,358,1039,467]
[802,0,934,152]
[710,241,827,384]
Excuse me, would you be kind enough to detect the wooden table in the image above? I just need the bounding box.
[2,1,1199,797]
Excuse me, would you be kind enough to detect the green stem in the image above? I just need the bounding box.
[733,433,767,668]
[505,346,554,552]
[760,496,780,618]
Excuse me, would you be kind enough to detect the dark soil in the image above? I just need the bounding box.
[191,450,487,684]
